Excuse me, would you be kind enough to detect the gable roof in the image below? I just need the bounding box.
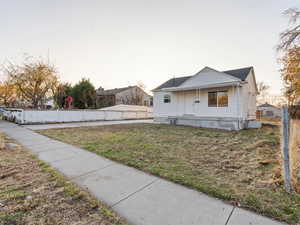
[154,76,192,91]
[97,86,135,96]
[223,67,253,81]
[153,66,253,91]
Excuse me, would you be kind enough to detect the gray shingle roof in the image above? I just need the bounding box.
[153,67,253,90]
[97,86,135,96]
[154,76,192,91]
[258,103,277,108]
[223,67,253,81]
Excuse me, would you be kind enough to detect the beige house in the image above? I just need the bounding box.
[96,85,152,107]
[153,66,259,130]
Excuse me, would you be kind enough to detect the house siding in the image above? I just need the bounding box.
[241,70,257,120]
[115,86,152,106]
[154,87,239,118]
[257,106,281,117]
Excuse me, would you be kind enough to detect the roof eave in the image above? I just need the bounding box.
[160,81,242,92]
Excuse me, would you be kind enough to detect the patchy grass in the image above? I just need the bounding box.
[0,133,129,225]
[39,123,300,224]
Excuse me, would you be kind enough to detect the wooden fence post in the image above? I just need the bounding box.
[282,105,292,193]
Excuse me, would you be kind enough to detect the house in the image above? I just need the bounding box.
[153,66,259,130]
[96,85,152,107]
[257,103,281,118]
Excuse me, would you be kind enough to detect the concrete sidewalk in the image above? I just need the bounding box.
[0,121,285,225]
[22,119,154,130]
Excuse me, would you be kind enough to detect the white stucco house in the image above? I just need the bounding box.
[257,103,281,118]
[153,66,259,130]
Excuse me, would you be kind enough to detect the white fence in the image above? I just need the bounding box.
[3,109,153,125]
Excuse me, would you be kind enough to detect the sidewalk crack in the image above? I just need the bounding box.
[225,206,235,225]
[70,163,116,180]
[111,179,158,208]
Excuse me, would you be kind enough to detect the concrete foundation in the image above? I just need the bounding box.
[154,116,258,131]
[247,120,262,129]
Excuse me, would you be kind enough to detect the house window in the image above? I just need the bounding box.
[164,94,171,103]
[217,91,228,107]
[208,91,228,107]
[265,110,274,117]
[208,92,217,107]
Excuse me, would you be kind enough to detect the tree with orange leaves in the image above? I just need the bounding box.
[278,8,300,105]
[4,57,59,108]
[280,46,300,105]
[0,79,18,107]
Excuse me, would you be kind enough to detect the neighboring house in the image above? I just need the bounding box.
[96,85,152,107]
[257,103,281,118]
[153,66,259,130]
[42,98,55,109]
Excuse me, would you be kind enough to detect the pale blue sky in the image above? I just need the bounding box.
[0,0,299,94]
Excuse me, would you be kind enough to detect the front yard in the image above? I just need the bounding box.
[39,123,300,224]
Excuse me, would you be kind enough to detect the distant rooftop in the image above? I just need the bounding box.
[97,86,136,96]
[258,103,278,108]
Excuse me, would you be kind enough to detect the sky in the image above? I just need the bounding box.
[0,0,299,95]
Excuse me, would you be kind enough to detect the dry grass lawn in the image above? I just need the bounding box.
[39,123,300,224]
[0,133,129,225]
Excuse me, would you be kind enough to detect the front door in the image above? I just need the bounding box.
[184,91,196,115]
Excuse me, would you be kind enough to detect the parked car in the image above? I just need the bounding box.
[0,106,7,117]
[2,108,23,123]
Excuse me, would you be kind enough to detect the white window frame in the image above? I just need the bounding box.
[163,94,171,103]
[208,90,228,107]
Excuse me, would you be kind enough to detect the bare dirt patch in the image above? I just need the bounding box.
[0,133,128,225]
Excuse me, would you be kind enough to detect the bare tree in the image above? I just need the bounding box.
[137,81,146,90]
[257,81,270,94]
[3,57,59,108]
[120,86,144,105]
[278,8,300,51]
[257,81,270,104]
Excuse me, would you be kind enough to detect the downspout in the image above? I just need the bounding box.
[237,82,245,129]
[236,84,240,130]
